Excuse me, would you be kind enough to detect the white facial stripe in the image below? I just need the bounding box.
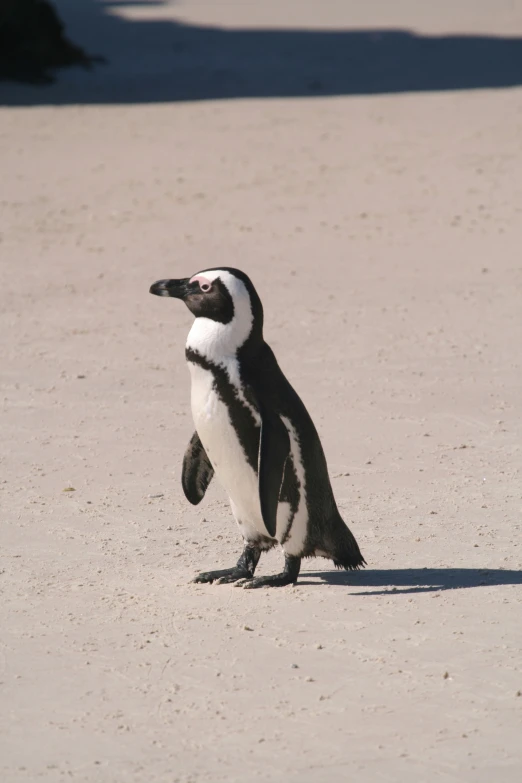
[186,270,254,359]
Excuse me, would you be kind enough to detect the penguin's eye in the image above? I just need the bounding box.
[200,283,211,293]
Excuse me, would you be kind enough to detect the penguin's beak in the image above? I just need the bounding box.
[149,278,190,299]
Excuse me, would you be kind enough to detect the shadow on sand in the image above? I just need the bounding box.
[2,0,522,105]
[300,568,522,594]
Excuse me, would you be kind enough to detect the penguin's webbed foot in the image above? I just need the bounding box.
[239,555,301,589]
[193,567,252,585]
[239,572,295,589]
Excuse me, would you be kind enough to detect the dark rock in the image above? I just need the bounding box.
[0,0,99,84]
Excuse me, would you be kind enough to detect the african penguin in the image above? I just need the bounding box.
[149,268,365,588]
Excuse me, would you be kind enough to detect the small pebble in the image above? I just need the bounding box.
[291,663,299,669]
[443,672,450,679]
[148,493,164,498]
[243,626,254,632]
[305,676,314,682]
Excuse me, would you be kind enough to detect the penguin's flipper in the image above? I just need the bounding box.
[182,431,214,505]
[258,409,290,537]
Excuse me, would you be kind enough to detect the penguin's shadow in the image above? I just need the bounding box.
[299,568,522,594]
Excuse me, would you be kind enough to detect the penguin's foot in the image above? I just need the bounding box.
[237,573,294,588]
[237,554,301,589]
[215,570,253,585]
[192,543,262,585]
[193,567,252,585]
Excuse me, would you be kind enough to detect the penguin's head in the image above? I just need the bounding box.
[150,268,263,354]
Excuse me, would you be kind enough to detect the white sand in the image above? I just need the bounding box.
[1,1,521,781]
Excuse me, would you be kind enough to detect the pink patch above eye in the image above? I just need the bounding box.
[189,274,212,291]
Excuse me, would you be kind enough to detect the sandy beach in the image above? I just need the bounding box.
[1,1,522,780]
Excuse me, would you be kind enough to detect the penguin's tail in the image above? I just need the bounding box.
[330,515,366,571]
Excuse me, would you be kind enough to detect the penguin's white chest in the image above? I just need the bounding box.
[188,361,267,536]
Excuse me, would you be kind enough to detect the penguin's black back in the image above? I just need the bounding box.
[240,340,365,568]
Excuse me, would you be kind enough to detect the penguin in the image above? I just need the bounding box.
[149,268,365,588]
